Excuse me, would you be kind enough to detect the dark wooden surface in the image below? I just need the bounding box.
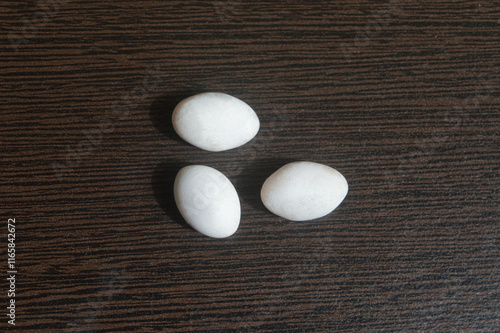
[2,0,499,331]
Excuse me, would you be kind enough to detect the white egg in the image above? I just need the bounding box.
[261,161,348,221]
[174,165,240,238]
[172,92,260,152]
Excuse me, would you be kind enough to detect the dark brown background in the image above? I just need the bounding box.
[1,0,499,331]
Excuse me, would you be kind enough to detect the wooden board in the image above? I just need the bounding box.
[2,0,499,331]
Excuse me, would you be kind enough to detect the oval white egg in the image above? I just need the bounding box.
[174,165,240,238]
[172,92,260,152]
[260,161,348,221]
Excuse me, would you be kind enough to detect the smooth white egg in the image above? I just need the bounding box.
[174,165,240,238]
[172,92,259,152]
[261,161,348,221]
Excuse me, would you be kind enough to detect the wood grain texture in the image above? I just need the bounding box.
[1,0,499,331]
